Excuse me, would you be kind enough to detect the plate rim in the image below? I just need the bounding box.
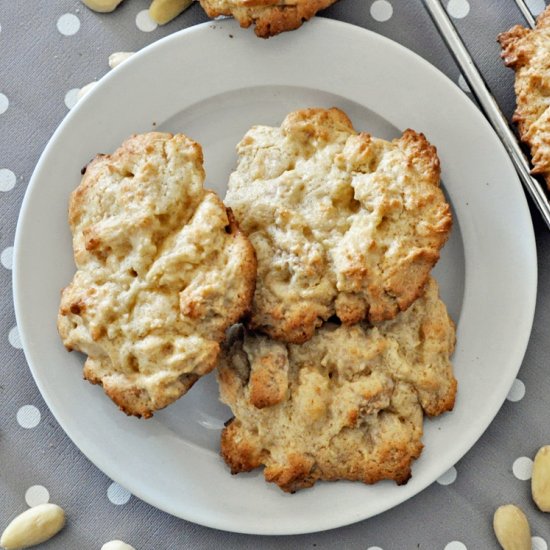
[13,17,537,535]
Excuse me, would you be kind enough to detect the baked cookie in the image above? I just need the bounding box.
[218,277,457,493]
[199,0,338,38]
[499,7,550,189]
[225,108,452,344]
[58,133,256,418]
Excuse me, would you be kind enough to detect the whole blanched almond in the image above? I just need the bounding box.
[101,540,136,550]
[0,503,65,549]
[81,0,124,12]
[532,445,550,511]
[149,0,193,24]
[108,52,135,70]
[77,82,98,101]
[493,504,531,550]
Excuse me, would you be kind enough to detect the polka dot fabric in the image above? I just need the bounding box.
[57,13,81,36]
[437,466,458,486]
[64,88,81,110]
[527,0,547,15]
[8,326,22,349]
[370,1,393,22]
[25,485,50,507]
[0,169,16,192]
[0,1,549,549]
[513,457,534,481]
[507,378,526,402]
[1,246,13,270]
[136,9,158,32]
[0,93,9,114]
[107,483,132,506]
[16,405,41,429]
[458,74,471,93]
[446,0,470,19]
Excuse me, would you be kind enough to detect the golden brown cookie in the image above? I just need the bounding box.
[58,132,256,418]
[225,108,452,344]
[199,0,338,38]
[218,277,457,493]
[498,7,550,189]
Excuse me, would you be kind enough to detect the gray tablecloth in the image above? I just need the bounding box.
[1,1,549,548]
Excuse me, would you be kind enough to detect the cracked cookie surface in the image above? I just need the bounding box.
[58,132,256,418]
[225,108,452,344]
[199,0,338,38]
[499,6,550,189]
[218,278,457,492]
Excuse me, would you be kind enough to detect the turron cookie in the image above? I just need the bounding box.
[58,132,256,418]
[199,0,338,38]
[218,278,457,493]
[225,108,452,344]
[499,6,550,189]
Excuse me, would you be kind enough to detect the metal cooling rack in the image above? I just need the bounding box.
[422,0,550,229]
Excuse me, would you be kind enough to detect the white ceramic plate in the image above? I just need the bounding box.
[14,18,537,535]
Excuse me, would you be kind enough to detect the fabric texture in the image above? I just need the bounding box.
[1,1,549,548]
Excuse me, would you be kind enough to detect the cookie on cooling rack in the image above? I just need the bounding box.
[499,6,550,189]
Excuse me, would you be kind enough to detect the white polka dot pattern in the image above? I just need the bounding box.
[437,466,457,486]
[17,405,41,429]
[0,2,546,547]
[458,75,470,93]
[513,456,534,480]
[57,13,81,36]
[526,0,546,16]
[136,10,158,32]
[102,542,136,550]
[370,0,393,22]
[107,482,131,505]
[25,485,50,507]
[64,88,80,110]
[1,246,13,269]
[0,168,16,192]
[8,326,22,349]
[0,93,8,114]
[507,379,526,402]
[447,0,470,19]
